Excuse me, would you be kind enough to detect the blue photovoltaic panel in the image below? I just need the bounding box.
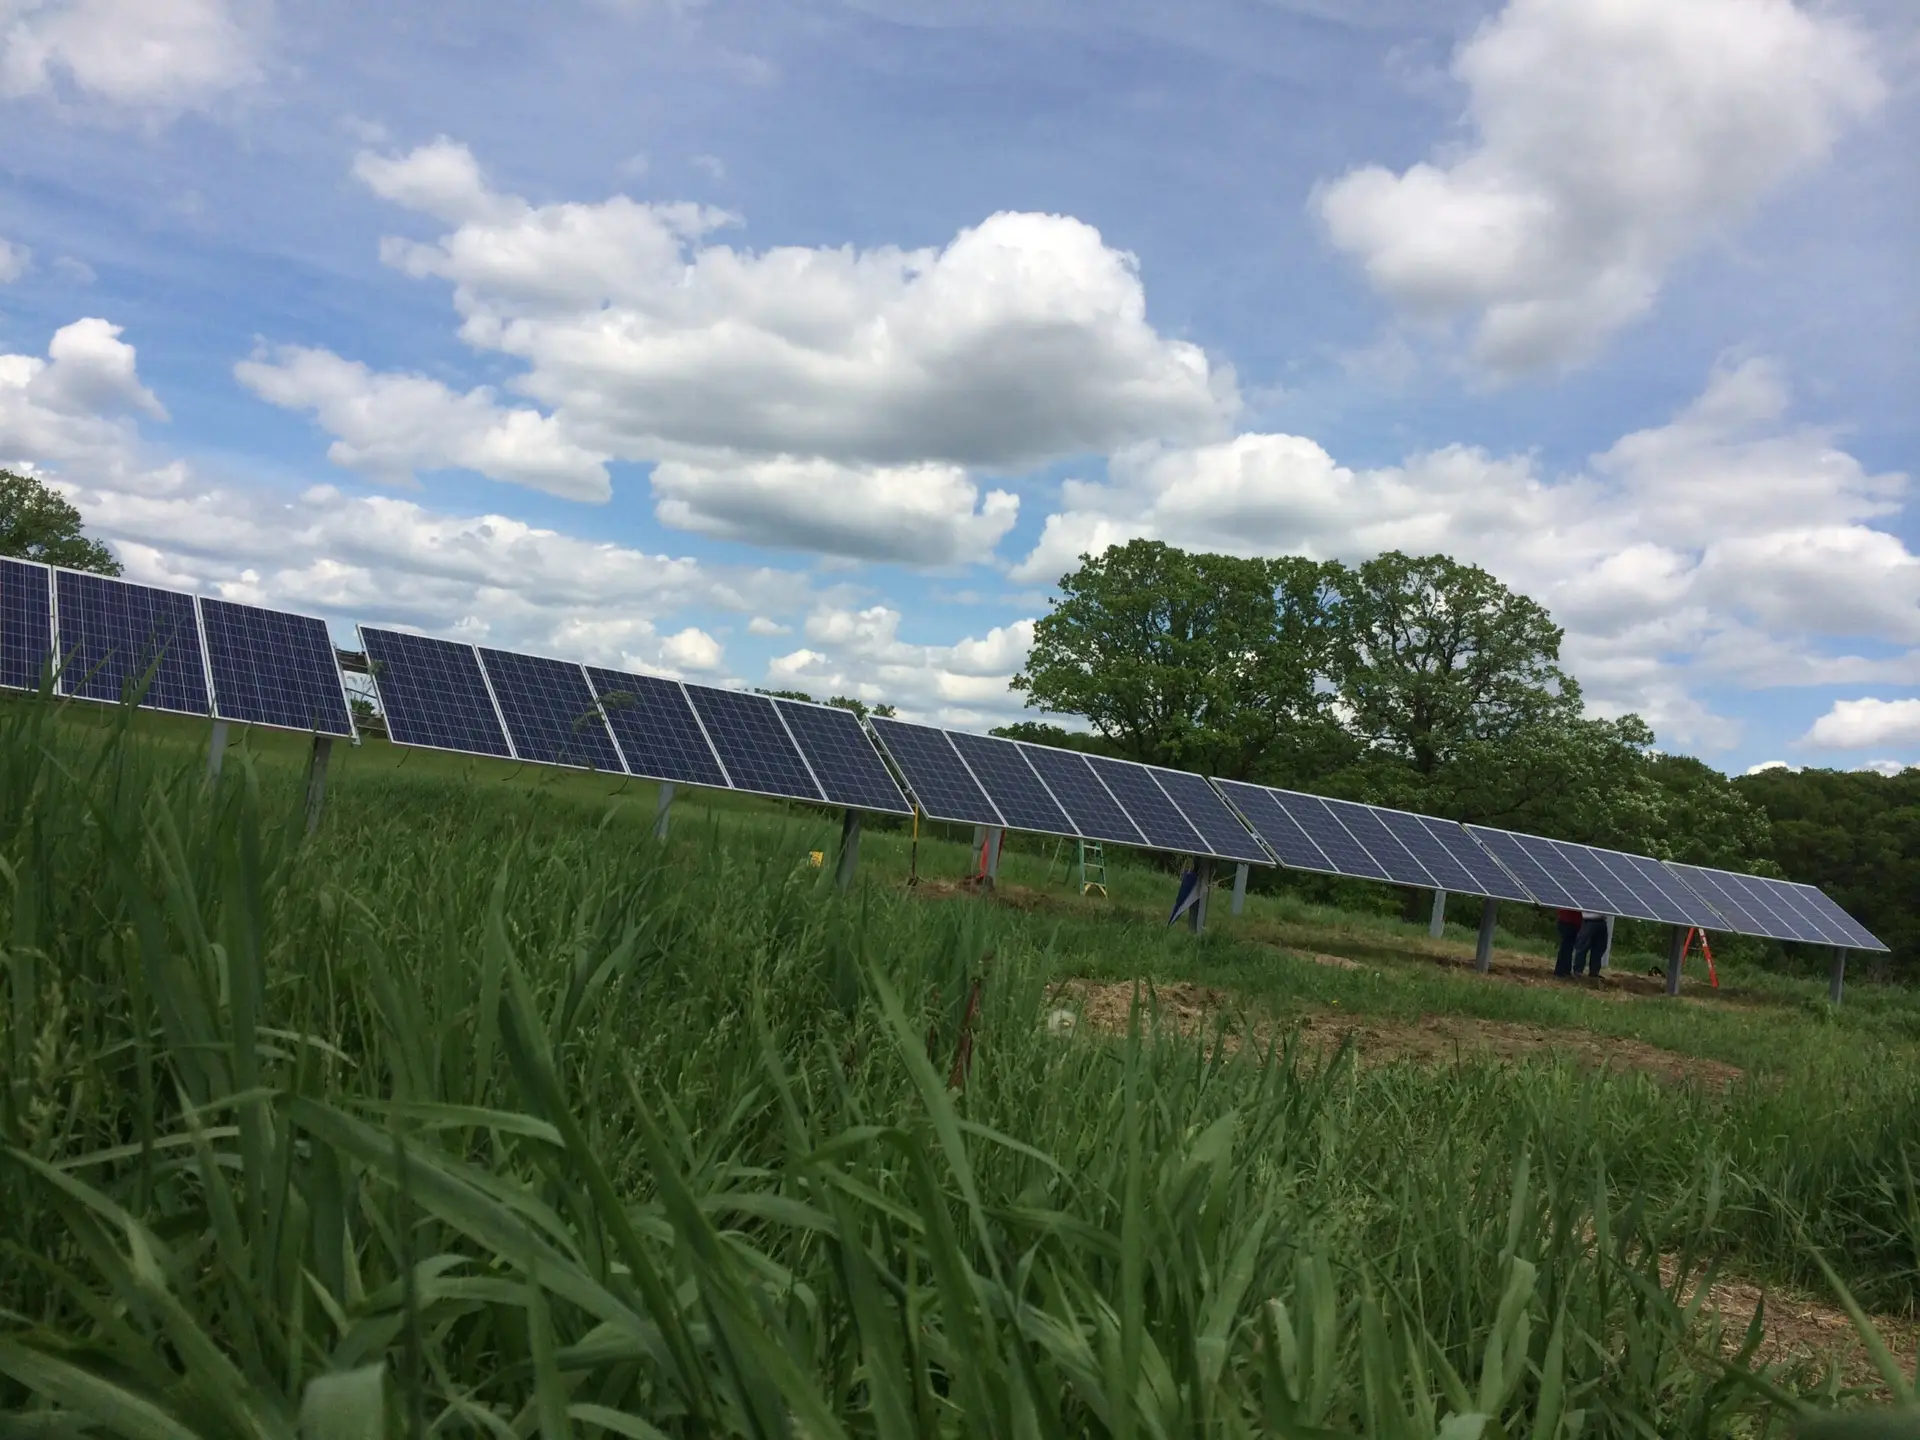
[583,669,729,788]
[1666,864,1770,936]
[1754,877,1853,947]
[1083,755,1205,855]
[775,700,912,815]
[1713,870,1827,944]
[1363,807,1487,897]
[199,598,354,737]
[1598,849,1723,928]
[0,557,52,691]
[684,685,823,803]
[1513,834,1625,912]
[1414,818,1538,903]
[1464,826,1581,910]
[360,628,512,758]
[947,731,1076,837]
[1214,780,1337,872]
[867,718,1004,827]
[1019,745,1145,847]
[1547,841,1663,921]
[55,570,209,716]
[1152,770,1271,866]
[1268,790,1392,882]
[478,649,624,771]
[1323,799,1436,888]
[1780,881,1887,952]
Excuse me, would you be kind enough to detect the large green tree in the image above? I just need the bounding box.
[0,468,121,575]
[1328,552,1578,776]
[1012,539,1339,778]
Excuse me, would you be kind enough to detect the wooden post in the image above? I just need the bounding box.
[653,781,674,841]
[303,735,333,835]
[1475,897,1497,973]
[207,719,229,781]
[1428,888,1447,939]
[1189,856,1214,934]
[1665,925,1687,996]
[1230,862,1249,916]
[1829,947,1847,1006]
[836,809,862,891]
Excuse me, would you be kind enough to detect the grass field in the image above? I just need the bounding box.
[3,698,1919,1436]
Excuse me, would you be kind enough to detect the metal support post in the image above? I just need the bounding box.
[303,735,333,835]
[1189,857,1214,934]
[1428,888,1447,939]
[835,809,862,892]
[1230,862,1249,916]
[1829,947,1847,1006]
[985,827,1003,882]
[207,719,230,781]
[1600,915,1615,972]
[653,781,674,841]
[1474,897,1497,973]
[1665,925,1687,996]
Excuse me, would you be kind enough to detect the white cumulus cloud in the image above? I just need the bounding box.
[1803,698,1920,750]
[0,0,266,115]
[767,605,1036,726]
[1314,0,1883,373]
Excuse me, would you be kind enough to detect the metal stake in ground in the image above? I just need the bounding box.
[304,735,333,835]
[1428,888,1447,939]
[1189,856,1215,934]
[207,719,229,781]
[1665,924,1688,996]
[1475,897,1498,972]
[1830,946,1847,1005]
[653,781,674,841]
[1230,862,1248,916]
[836,809,862,892]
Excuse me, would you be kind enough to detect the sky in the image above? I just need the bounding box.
[0,0,1915,775]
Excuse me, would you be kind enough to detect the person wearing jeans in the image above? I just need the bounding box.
[1554,908,1583,976]
[1571,911,1609,976]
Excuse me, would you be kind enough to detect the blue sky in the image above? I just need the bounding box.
[1,0,1915,772]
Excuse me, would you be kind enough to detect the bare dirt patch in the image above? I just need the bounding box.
[1049,978,1744,1089]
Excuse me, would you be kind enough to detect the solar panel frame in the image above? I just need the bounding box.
[1213,780,1340,873]
[0,557,53,692]
[1666,863,1769,935]
[1266,789,1393,882]
[1599,849,1724,928]
[1082,754,1207,855]
[1151,770,1273,865]
[1017,744,1146,847]
[1747,875,1852,947]
[1463,826,1582,910]
[1547,841,1664,921]
[359,627,515,759]
[1322,798,1437,888]
[53,569,211,717]
[1780,881,1888,952]
[1361,806,1497,897]
[682,685,826,804]
[773,699,913,815]
[946,731,1077,837]
[477,648,625,772]
[199,597,357,738]
[582,668,730,788]
[1714,869,1828,944]
[865,718,1005,827]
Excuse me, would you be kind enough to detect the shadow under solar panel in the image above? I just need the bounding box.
[200,598,354,737]
[55,570,210,716]
[775,699,912,814]
[479,648,624,771]
[0,557,52,692]
[865,718,1004,827]
[360,628,513,759]
[583,669,729,787]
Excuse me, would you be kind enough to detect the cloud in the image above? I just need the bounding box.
[766,605,1036,726]
[0,239,29,282]
[660,626,723,672]
[0,318,174,492]
[0,0,265,116]
[1803,698,1920,750]
[235,344,612,500]
[1314,0,1883,373]
[308,138,1237,563]
[1015,356,1913,748]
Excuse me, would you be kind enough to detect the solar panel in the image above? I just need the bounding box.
[1594,849,1723,928]
[775,700,912,815]
[583,669,729,788]
[1323,798,1436,888]
[54,570,210,716]
[478,649,624,771]
[0,557,52,691]
[1265,789,1391,882]
[947,731,1075,836]
[359,628,513,759]
[1363,807,1506,900]
[1665,863,1816,945]
[1545,841,1661,920]
[1666,864,1768,935]
[199,598,355,737]
[1083,755,1205,854]
[1780,881,1888,952]
[1019,745,1145,847]
[1153,770,1272,865]
[1714,870,1829,944]
[1753,877,1854,947]
[1215,781,1336,872]
[866,718,1004,827]
[683,685,824,803]
[1463,827,1582,910]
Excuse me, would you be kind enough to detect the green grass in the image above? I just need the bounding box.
[3,698,1919,1435]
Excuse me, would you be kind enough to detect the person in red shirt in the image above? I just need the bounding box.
[1553,907,1583,977]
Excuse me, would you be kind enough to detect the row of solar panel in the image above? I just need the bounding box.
[1210,779,1885,953]
[0,556,356,736]
[0,555,1885,952]
[358,627,914,815]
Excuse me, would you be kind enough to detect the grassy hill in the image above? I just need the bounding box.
[3,697,1918,1434]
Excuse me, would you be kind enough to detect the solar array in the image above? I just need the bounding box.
[202,598,354,737]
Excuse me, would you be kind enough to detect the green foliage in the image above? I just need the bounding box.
[752,688,896,718]
[0,467,122,574]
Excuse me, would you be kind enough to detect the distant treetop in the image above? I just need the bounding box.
[0,468,122,576]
